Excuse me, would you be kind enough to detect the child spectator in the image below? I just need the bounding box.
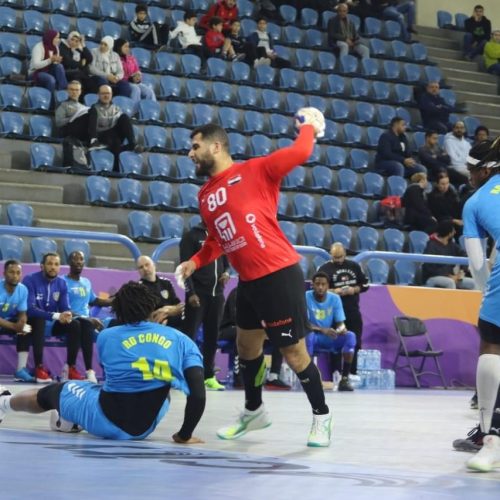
[129,4,169,48]
[204,16,239,60]
[169,10,206,59]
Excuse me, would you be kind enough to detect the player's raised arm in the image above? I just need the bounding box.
[263,107,326,182]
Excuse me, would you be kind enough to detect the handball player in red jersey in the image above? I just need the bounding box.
[177,108,333,447]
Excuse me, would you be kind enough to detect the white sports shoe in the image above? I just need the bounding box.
[60,363,69,382]
[307,412,333,447]
[49,410,82,433]
[466,434,500,472]
[217,405,271,440]
[0,385,12,423]
[86,369,98,384]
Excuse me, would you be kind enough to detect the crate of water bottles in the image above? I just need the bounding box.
[356,350,395,390]
[357,349,381,371]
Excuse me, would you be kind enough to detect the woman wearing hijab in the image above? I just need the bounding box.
[60,31,93,92]
[113,38,156,111]
[28,30,68,92]
[88,36,132,97]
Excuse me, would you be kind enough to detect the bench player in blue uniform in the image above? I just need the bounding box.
[0,281,206,444]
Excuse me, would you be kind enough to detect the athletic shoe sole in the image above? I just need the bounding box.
[217,421,272,440]
[453,439,482,453]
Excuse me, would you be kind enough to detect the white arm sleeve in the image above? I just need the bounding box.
[464,237,490,292]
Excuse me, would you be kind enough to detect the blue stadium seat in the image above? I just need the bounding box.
[350,148,370,170]
[355,101,375,125]
[455,13,467,30]
[240,18,257,37]
[231,61,250,82]
[27,87,51,112]
[357,226,379,251]
[396,106,412,128]
[25,0,47,11]
[113,96,135,118]
[0,111,24,137]
[303,223,325,247]
[318,51,336,72]
[411,43,428,63]
[130,47,151,71]
[323,119,339,143]
[361,58,379,78]
[464,116,481,138]
[403,63,421,84]
[137,100,161,124]
[117,178,147,208]
[325,145,346,168]
[54,90,68,107]
[155,53,178,74]
[384,20,401,40]
[331,99,350,121]
[74,0,94,17]
[89,149,114,174]
[207,57,228,80]
[169,9,185,25]
[63,239,90,264]
[0,234,23,260]
[0,56,22,80]
[0,33,21,57]
[311,165,333,191]
[119,151,143,178]
[0,84,22,109]
[122,2,137,22]
[149,181,174,209]
[346,197,368,223]
[176,157,197,182]
[30,143,55,170]
[326,74,344,96]
[383,60,401,81]
[295,48,315,70]
[172,128,192,152]
[387,175,407,196]
[164,101,188,126]
[243,110,265,134]
[101,20,122,39]
[339,54,358,75]
[372,81,390,102]
[317,195,341,223]
[228,132,247,157]
[86,175,111,205]
[278,192,289,217]
[300,7,318,28]
[219,107,240,131]
[181,54,201,76]
[83,93,98,107]
[99,0,120,20]
[291,193,315,221]
[250,134,272,156]
[237,0,254,18]
[178,183,200,212]
[337,168,357,194]
[424,65,443,84]
[255,65,276,87]
[76,18,98,40]
[144,125,168,152]
[366,126,384,148]
[308,95,327,116]
[408,230,429,254]
[364,17,382,37]
[303,70,322,93]
[128,211,155,241]
[49,14,71,36]
[377,104,397,127]
[279,67,299,90]
[29,115,53,140]
[7,202,33,226]
[343,123,363,146]
[148,154,172,179]
[212,81,233,104]
[188,214,202,229]
[394,83,413,105]
[279,4,297,24]
[279,220,298,244]
[331,224,352,247]
[286,92,306,114]
[31,237,57,263]
[412,131,425,150]
[369,38,387,57]
[363,172,384,198]
[160,213,184,239]
[394,260,417,285]
[322,10,335,29]
[439,88,456,108]
[305,29,323,49]
[382,227,405,253]
[351,78,371,100]
[186,79,209,101]
[237,85,258,109]
[437,10,453,29]
[192,103,215,126]
[282,166,306,190]
[366,258,389,284]
[269,113,290,137]
[283,25,302,46]
[24,11,44,34]
[0,6,17,32]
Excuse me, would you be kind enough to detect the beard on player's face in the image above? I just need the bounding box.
[195,155,216,177]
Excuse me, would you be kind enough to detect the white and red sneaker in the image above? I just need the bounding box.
[35,365,53,384]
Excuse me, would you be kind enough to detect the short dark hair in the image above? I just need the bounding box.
[312,271,330,282]
[474,5,484,10]
[112,281,160,324]
[436,171,449,181]
[390,116,404,127]
[69,250,85,262]
[256,16,267,24]
[184,9,197,21]
[4,259,21,271]
[437,219,455,237]
[190,124,230,153]
[135,4,147,13]
[209,16,223,27]
[41,252,60,265]
[475,125,489,137]
[425,130,438,138]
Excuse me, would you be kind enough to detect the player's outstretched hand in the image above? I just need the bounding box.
[172,432,205,444]
[294,107,325,139]
[175,260,197,290]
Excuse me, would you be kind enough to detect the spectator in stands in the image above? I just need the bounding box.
[418,130,451,180]
[0,260,34,383]
[228,20,259,66]
[59,32,92,93]
[427,172,463,235]
[473,125,490,145]
[114,38,156,111]
[203,16,240,61]
[326,2,370,59]
[136,255,184,330]
[55,81,90,144]
[179,223,230,391]
[129,4,168,48]
[168,10,206,59]
[417,81,453,134]
[200,0,239,35]
[63,251,113,384]
[305,271,357,392]
[402,172,438,234]
[88,36,132,97]
[483,30,500,75]
[463,5,491,61]
[371,0,417,42]
[28,30,68,93]
[318,243,369,375]
[22,253,79,383]
[247,17,291,68]
[422,220,475,290]
[375,116,427,178]
[87,85,140,170]
[443,121,471,185]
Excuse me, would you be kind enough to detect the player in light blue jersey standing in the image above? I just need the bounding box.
[0,281,206,443]
[461,139,500,472]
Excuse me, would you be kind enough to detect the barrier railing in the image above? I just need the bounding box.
[353,250,469,266]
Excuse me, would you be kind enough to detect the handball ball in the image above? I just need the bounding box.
[295,107,325,138]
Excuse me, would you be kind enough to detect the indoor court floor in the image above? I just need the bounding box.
[1,381,499,499]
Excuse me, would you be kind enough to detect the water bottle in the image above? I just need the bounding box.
[373,350,381,370]
[380,369,395,390]
[225,368,234,389]
[357,350,367,371]
[332,370,341,392]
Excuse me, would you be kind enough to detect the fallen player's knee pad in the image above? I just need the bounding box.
[49,410,82,433]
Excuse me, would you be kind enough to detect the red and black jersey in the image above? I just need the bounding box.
[190,125,315,281]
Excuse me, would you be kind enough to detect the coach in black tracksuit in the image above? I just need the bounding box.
[179,223,230,382]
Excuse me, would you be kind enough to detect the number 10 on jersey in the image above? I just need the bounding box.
[131,357,173,382]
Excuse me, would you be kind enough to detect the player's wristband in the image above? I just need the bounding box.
[52,313,61,321]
